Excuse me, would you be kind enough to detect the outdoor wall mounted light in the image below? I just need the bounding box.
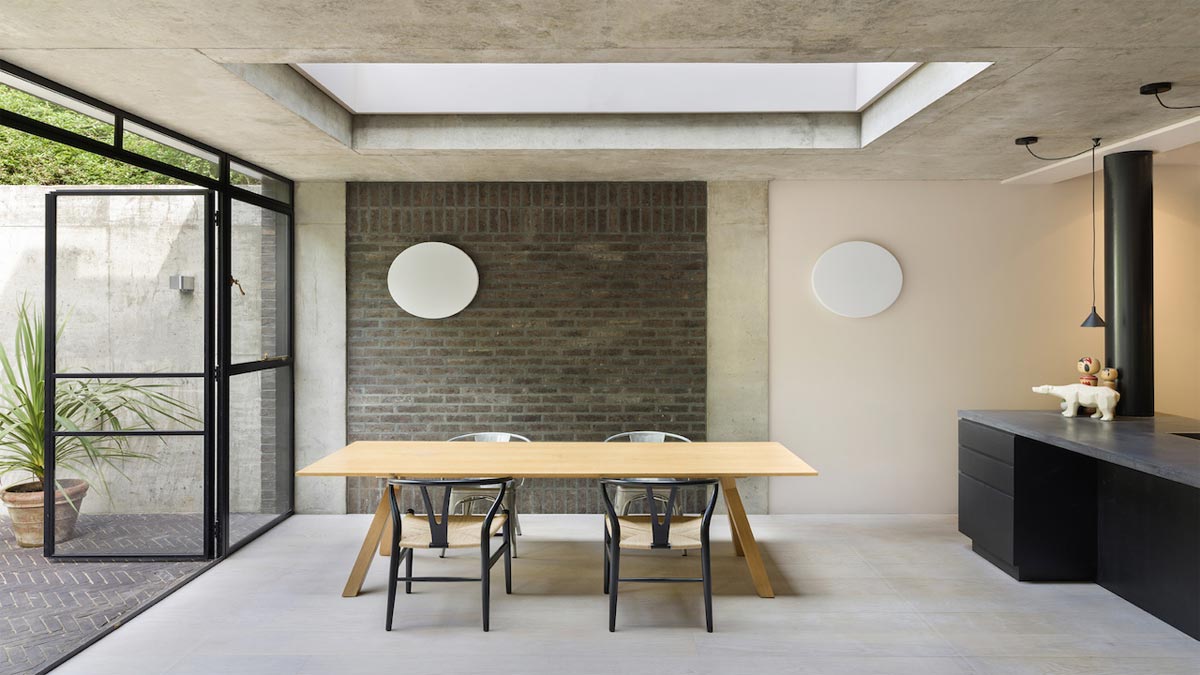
[169,274,195,293]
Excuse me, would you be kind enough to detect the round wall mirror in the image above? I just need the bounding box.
[811,241,903,318]
[387,242,479,319]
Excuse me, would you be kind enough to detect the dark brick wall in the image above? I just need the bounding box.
[345,182,707,514]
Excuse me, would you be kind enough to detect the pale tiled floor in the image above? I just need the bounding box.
[53,515,1200,675]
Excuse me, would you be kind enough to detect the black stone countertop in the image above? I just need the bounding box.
[959,410,1200,489]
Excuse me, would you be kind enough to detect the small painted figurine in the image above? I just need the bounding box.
[1077,356,1100,386]
[1099,367,1119,391]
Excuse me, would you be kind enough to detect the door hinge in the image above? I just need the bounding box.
[213,210,220,227]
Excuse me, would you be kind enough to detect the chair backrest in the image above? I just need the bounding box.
[447,432,531,443]
[386,477,513,548]
[599,478,719,549]
[603,431,692,443]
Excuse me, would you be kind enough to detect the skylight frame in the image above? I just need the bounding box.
[294,62,921,115]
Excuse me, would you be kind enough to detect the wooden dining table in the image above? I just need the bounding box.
[296,440,818,599]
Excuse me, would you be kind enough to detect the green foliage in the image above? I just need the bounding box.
[0,83,200,186]
[0,299,200,494]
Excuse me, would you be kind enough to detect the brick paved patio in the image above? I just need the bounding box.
[0,513,277,675]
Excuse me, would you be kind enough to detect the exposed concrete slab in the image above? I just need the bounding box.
[294,182,347,514]
[707,182,770,514]
[354,113,858,151]
[2,1,1197,52]
[1,3,1199,180]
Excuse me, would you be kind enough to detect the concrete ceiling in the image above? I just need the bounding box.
[1,1,1199,182]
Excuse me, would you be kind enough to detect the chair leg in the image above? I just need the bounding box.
[386,535,401,631]
[481,539,491,632]
[509,505,519,559]
[603,527,611,594]
[608,542,620,632]
[615,492,631,517]
[404,548,414,594]
[504,518,513,595]
[701,541,713,633]
[509,489,522,535]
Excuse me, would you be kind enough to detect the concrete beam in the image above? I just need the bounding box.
[354,113,859,152]
[861,62,992,147]
[222,63,353,147]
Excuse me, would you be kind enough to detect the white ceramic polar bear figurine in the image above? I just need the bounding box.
[1032,384,1120,421]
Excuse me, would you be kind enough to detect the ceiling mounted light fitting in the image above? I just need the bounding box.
[1013,135,1105,327]
[1139,81,1200,110]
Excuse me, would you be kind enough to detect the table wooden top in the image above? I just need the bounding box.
[296,441,818,479]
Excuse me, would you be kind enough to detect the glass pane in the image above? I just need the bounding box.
[230,200,289,364]
[0,72,115,143]
[229,367,292,546]
[231,160,290,203]
[55,377,203,434]
[123,120,219,180]
[0,125,192,185]
[52,434,205,556]
[53,191,207,373]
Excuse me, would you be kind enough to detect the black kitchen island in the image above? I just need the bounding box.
[958,410,1200,639]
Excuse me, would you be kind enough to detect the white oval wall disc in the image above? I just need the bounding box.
[387,242,479,319]
[811,241,902,318]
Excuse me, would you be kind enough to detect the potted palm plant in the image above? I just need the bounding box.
[0,300,199,547]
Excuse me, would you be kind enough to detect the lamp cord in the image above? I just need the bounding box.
[1024,141,1096,162]
[1154,92,1200,110]
[1091,141,1097,308]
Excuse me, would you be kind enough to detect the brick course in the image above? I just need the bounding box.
[345,182,707,513]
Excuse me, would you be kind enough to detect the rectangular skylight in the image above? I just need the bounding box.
[295,62,919,115]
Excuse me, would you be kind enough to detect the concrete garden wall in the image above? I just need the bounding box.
[0,185,274,515]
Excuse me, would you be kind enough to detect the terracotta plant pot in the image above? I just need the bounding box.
[1,478,89,548]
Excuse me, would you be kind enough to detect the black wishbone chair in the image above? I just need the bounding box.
[600,478,721,632]
[385,477,514,632]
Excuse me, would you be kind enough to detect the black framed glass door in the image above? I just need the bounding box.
[44,189,216,560]
[219,194,294,553]
[5,58,297,562]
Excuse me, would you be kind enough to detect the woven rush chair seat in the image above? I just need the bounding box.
[399,513,507,549]
[608,515,704,550]
[385,477,514,632]
[601,477,720,632]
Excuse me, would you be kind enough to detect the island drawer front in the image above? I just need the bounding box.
[959,419,1015,465]
[959,445,1014,495]
[959,472,1015,564]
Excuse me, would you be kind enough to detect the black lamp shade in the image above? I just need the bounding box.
[1081,306,1106,327]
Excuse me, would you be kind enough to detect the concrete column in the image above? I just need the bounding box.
[707,182,770,514]
[294,182,348,513]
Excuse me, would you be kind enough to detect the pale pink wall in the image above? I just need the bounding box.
[767,168,1198,514]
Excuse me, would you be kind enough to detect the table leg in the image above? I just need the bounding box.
[720,477,774,598]
[727,509,745,557]
[343,485,393,597]
[380,512,392,557]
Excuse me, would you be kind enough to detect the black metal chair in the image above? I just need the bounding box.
[444,432,530,558]
[385,477,514,632]
[600,478,721,632]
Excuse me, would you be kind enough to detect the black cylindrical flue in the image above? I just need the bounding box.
[1103,151,1154,417]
